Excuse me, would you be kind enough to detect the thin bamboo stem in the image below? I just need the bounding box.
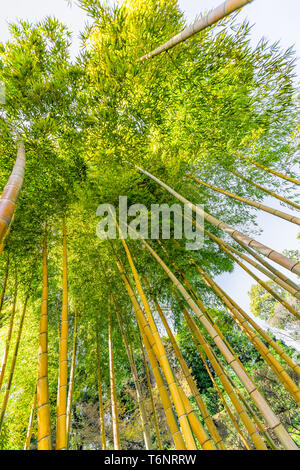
[230,169,300,211]
[236,152,300,186]
[0,253,10,318]
[0,275,32,431]
[187,174,300,225]
[24,388,37,450]
[66,308,78,447]
[96,332,107,450]
[108,312,121,450]
[56,218,69,450]
[0,269,17,390]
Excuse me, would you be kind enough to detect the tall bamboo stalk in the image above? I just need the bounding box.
[24,388,37,450]
[96,333,107,450]
[0,269,17,390]
[119,238,208,450]
[236,152,300,186]
[0,140,26,245]
[112,293,152,450]
[0,253,10,318]
[108,312,121,450]
[140,238,298,449]
[139,337,162,450]
[66,308,78,447]
[187,174,300,225]
[230,169,300,211]
[0,275,32,431]
[134,166,300,275]
[140,0,253,60]
[143,276,225,449]
[56,218,69,450]
[37,225,52,450]
[115,257,186,450]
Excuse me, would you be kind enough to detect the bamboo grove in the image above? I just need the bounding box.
[0,0,299,451]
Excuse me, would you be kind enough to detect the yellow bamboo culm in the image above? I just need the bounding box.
[0,276,32,431]
[37,225,52,450]
[56,218,69,450]
[66,308,78,447]
[143,276,225,450]
[230,169,300,211]
[96,333,107,450]
[193,263,300,404]
[139,337,163,450]
[140,238,298,450]
[115,259,186,450]
[108,312,121,450]
[187,174,300,226]
[0,270,17,390]
[24,388,37,450]
[112,293,152,450]
[120,239,207,450]
[236,152,300,186]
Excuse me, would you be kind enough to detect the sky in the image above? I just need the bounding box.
[0,0,299,337]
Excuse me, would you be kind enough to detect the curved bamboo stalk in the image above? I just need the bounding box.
[120,238,211,450]
[37,225,52,450]
[139,0,253,61]
[115,257,186,450]
[191,264,300,404]
[140,238,298,449]
[56,218,69,450]
[0,275,32,431]
[230,169,300,211]
[112,292,152,450]
[134,166,300,276]
[0,269,17,390]
[108,312,121,450]
[66,308,78,447]
[24,388,37,450]
[96,332,107,450]
[143,276,225,449]
[0,140,26,245]
[236,152,300,186]
[0,253,10,318]
[187,174,300,225]
[139,337,163,450]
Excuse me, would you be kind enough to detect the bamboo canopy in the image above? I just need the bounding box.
[140,0,253,61]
